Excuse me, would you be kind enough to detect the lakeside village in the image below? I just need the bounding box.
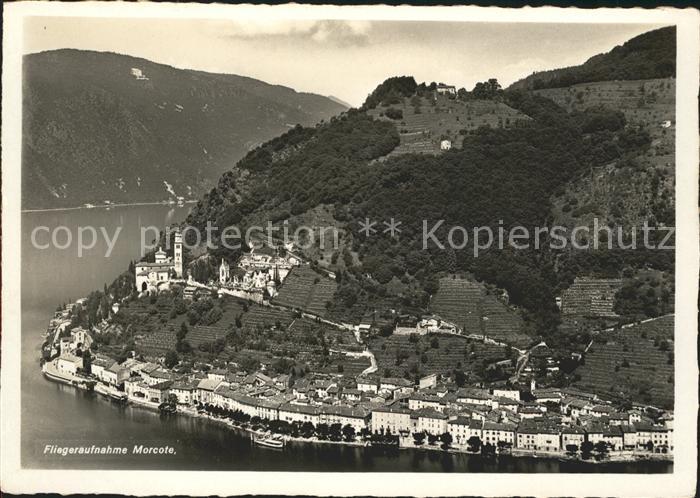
[41,231,673,461]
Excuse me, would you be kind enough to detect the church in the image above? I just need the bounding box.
[134,230,183,292]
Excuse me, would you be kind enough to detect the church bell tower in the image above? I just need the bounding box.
[174,230,183,278]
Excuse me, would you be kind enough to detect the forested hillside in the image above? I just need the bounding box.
[186,75,664,343]
[22,49,346,209]
[509,26,675,91]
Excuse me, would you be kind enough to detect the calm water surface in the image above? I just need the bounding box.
[20,205,673,472]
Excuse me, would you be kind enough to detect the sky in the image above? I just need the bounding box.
[24,17,666,107]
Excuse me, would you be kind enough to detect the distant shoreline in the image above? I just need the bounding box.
[21,200,198,214]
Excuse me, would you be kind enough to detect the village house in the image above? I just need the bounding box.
[292,379,311,400]
[590,404,614,418]
[455,388,492,406]
[413,408,448,435]
[601,426,624,450]
[561,425,586,449]
[56,353,83,376]
[584,424,606,446]
[341,388,362,402]
[196,377,222,404]
[322,405,371,433]
[492,388,520,402]
[532,388,562,404]
[70,327,93,351]
[516,424,561,452]
[447,417,482,446]
[278,402,321,425]
[89,355,115,383]
[371,405,413,434]
[562,397,591,419]
[170,379,199,405]
[482,421,516,446]
[379,377,414,397]
[419,373,438,390]
[492,396,521,413]
[621,425,638,449]
[519,405,545,420]
[608,412,631,426]
[141,366,173,386]
[59,337,72,355]
[356,377,379,393]
[207,368,228,382]
[408,393,447,412]
[635,424,673,452]
[99,363,124,386]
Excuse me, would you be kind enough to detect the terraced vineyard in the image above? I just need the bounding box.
[240,304,294,330]
[368,94,530,156]
[137,330,178,355]
[272,266,337,317]
[369,333,509,379]
[560,277,622,318]
[430,277,530,347]
[117,296,186,356]
[573,314,674,409]
[534,78,674,130]
[187,325,228,348]
[315,352,370,376]
[288,318,361,352]
[547,78,676,234]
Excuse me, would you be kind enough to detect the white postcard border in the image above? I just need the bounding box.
[2,2,698,497]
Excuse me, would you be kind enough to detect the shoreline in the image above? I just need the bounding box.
[43,371,672,467]
[22,200,198,214]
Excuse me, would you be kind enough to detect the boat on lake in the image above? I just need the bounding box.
[252,433,284,449]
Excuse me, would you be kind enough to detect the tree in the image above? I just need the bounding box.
[565,444,579,457]
[300,421,315,438]
[329,423,343,441]
[164,350,179,369]
[342,424,356,442]
[497,440,512,453]
[82,350,92,374]
[593,441,609,459]
[413,432,426,446]
[481,442,496,456]
[316,423,330,440]
[440,432,453,450]
[467,435,482,453]
[453,370,467,387]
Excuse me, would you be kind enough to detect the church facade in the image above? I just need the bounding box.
[134,230,184,292]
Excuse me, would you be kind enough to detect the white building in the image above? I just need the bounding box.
[413,408,448,435]
[56,354,83,376]
[371,406,413,434]
[419,374,438,390]
[322,405,370,433]
[492,388,521,402]
[448,417,482,446]
[440,140,452,151]
[436,84,457,96]
[482,421,516,446]
[134,231,183,292]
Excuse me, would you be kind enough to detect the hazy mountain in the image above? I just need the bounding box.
[22,49,347,209]
[508,26,675,91]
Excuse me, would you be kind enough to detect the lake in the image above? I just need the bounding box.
[20,205,673,472]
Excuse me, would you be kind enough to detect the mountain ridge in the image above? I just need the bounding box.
[22,49,347,209]
[508,26,675,91]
